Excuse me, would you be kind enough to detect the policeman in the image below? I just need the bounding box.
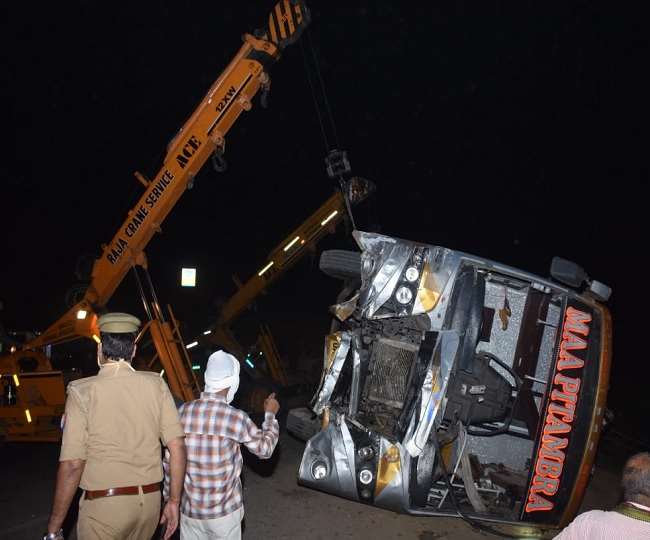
[44,313,187,540]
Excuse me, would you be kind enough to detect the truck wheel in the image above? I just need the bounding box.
[319,250,361,281]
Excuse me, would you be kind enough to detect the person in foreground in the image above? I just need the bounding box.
[164,349,280,540]
[44,312,186,540]
[554,451,650,539]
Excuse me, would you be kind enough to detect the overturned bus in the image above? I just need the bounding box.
[297,231,612,536]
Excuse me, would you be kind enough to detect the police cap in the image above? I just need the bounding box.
[97,312,141,334]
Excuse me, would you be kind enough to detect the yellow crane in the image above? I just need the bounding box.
[0,0,310,442]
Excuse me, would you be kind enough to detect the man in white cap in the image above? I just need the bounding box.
[164,349,280,540]
[44,312,187,540]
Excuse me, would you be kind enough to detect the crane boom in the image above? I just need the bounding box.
[220,191,346,328]
[27,0,310,350]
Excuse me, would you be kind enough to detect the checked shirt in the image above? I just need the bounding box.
[164,392,279,519]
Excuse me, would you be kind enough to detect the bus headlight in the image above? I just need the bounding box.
[311,460,328,480]
[359,469,374,485]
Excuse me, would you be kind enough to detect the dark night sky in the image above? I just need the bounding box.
[1,3,648,432]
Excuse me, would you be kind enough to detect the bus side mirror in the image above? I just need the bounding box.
[550,257,588,288]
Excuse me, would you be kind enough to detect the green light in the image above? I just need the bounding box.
[245,359,255,369]
[192,365,201,370]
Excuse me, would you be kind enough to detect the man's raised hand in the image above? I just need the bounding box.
[264,392,280,415]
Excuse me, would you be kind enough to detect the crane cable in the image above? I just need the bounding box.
[300,28,340,153]
[300,27,357,229]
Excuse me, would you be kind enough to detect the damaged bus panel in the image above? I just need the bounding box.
[298,231,612,532]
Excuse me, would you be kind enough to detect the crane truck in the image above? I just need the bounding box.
[0,0,311,442]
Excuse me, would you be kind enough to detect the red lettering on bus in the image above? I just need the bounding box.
[524,307,591,514]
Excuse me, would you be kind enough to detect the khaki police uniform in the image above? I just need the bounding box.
[59,313,184,540]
